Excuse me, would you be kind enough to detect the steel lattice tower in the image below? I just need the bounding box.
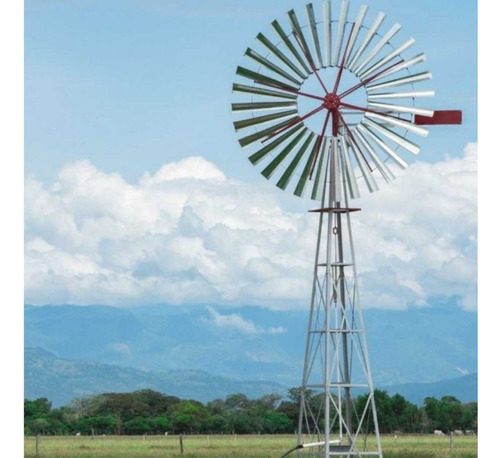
[297,138,381,456]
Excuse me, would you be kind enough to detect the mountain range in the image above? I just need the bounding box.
[24,302,477,406]
[25,347,477,408]
[25,347,286,407]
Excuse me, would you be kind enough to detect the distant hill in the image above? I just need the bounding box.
[24,303,477,389]
[25,347,476,408]
[24,347,286,407]
[378,373,477,405]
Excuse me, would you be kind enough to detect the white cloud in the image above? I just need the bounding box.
[204,306,286,335]
[140,156,226,184]
[24,145,477,310]
[109,343,131,356]
[456,366,470,376]
[354,142,477,310]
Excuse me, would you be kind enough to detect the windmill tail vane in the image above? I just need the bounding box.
[231,1,461,456]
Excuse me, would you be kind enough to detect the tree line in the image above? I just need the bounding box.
[24,388,477,436]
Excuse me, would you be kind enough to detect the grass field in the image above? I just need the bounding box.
[24,434,478,457]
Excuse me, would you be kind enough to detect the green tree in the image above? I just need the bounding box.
[355,390,393,434]
[390,393,421,433]
[123,416,152,435]
[90,415,118,435]
[256,394,282,410]
[225,393,251,411]
[461,402,477,430]
[263,411,294,433]
[27,417,51,435]
[424,396,465,433]
[24,398,55,435]
[277,401,299,428]
[228,411,252,434]
[402,402,422,433]
[170,400,210,434]
[206,399,230,433]
[286,387,324,430]
[24,388,476,438]
[443,396,464,431]
[287,387,313,405]
[206,399,226,416]
[151,416,169,434]
[81,392,153,433]
[25,398,52,418]
[132,390,179,417]
[423,396,439,431]
[68,396,94,418]
[208,414,228,433]
[245,395,282,433]
[224,394,252,434]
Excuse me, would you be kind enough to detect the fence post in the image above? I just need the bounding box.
[179,434,184,454]
[450,431,454,450]
[35,435,41,457]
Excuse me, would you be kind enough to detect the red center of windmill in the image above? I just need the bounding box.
[323,93,341,111]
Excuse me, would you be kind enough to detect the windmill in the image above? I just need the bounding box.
[231,1,461,456]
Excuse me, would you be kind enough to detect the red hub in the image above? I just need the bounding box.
[323,93,341,111]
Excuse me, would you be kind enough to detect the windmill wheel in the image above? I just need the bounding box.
[232,1,434,200]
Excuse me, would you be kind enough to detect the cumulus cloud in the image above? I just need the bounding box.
[24,146,477,310]
[355,143,477,310]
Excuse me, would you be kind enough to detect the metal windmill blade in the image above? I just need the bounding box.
[231,0,434,201]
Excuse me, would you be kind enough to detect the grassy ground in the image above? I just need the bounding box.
[24,434,478,457]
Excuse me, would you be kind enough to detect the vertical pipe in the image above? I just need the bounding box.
[331,139,343,446]
[337,147,354,449]
[323,141,337,457]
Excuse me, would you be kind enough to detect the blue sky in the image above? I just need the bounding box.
[23,0,478,312]
[25,0,476,188]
